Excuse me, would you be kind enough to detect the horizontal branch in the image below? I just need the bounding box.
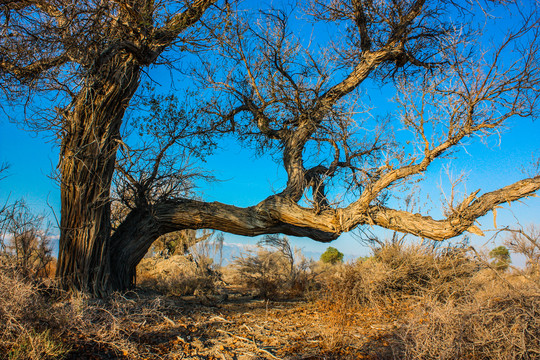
[361,175,540,240]
[113,175,540,257]
[0,54,70,80]
[152,196,341,242]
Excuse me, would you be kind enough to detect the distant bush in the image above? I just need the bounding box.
[489,245,511,271]
[233,249,289,299]
[320,247,344,264]
[0,200,54,280]
[504,225,540,277]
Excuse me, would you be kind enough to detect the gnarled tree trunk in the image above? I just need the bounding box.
[56,59,141,295]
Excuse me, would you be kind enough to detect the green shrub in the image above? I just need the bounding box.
[489,245,511,271]
[320,247,344,265]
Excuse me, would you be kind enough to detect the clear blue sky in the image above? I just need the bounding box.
[1,0,539,260]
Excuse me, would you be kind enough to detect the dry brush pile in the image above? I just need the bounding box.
[318,243,540,359]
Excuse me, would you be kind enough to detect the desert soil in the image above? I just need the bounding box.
[65,291,404,360]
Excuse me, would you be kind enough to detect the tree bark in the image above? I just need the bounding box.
[56,58,141,295]
[52,0,216,295]
[109,207,163,290]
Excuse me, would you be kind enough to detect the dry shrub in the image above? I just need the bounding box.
[318,243,540,359]
[321,244,479,309]
[0,200,54,281]
[0,264,187,359]
[137,254,220,296]
[232,249,289,298]
[399,286,540,359]
[56,292,172,358]
[0,269,68,359]
[232,247,316,299]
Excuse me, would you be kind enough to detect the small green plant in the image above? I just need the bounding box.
[8,330,69,360]
[320,247,344,265]
[489,245,511,271]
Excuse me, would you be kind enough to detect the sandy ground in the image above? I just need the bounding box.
[64,291,404,360]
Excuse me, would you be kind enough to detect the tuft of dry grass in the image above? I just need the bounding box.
[0,268,69,359]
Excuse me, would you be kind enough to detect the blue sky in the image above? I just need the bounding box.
[1,0,539,260]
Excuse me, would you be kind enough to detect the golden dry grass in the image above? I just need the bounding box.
[1,245,539,359]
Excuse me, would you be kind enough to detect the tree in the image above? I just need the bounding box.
[320,247,344,265]
[489,245,511,272]
[2,0,540,295]
[1,0,218,294]
[186,0,540,243]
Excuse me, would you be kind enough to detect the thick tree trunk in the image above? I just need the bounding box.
[109,208,165,290]
[56,59,140,295]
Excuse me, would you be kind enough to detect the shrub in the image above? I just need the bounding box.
[0,200,54,280]
[320,243,480,309]
[504,225,540,277]
[137,254,220,296]
[399,288,540,359]
[232,249,291,299]
[320,247,344,264]
[489,245,511,271]
[232,237,317,299]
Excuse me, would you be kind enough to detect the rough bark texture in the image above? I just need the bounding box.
[155,176,540,243]
[57,59,141,294]
[109,207,163,290]
[51,0,217,294]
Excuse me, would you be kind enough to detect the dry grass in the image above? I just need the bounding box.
[2,241,540,359]
[137,254,221,296]
[315,243,540,359]
[0,269,68,359]
[399,279,540,359]
[320,244,479,310]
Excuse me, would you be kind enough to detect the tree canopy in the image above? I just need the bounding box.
[489,245,511,271]
[320,247,344,265]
